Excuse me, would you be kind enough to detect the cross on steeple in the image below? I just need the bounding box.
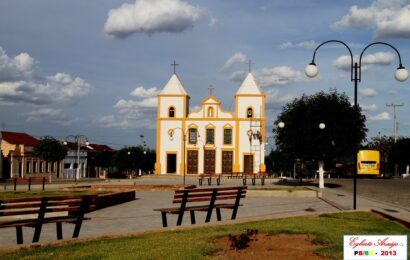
[208,85,215,96]
[247,59,252,73]
[171,60,179,74]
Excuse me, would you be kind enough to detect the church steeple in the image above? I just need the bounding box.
[160,74,188,95]
[236,72,262,95]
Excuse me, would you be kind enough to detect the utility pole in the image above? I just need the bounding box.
[386,103,404,143]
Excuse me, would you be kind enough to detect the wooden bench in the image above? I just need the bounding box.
[242,173,267,185]
[198,173,221,186]
[153,186,247,227]
[0,195,97,244]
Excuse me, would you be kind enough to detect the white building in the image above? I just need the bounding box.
[155,71,266,175]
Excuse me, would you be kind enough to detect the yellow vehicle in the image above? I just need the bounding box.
[357,150,380,175]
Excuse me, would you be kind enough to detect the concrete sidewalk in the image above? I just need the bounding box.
[0,176,408,248]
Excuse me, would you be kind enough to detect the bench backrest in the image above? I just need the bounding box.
[0,195,98,218]
[172,186,247,204]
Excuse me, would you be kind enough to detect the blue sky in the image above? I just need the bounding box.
[1,0,410,149]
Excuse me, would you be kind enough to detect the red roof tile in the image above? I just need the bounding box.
[1,131,39,146]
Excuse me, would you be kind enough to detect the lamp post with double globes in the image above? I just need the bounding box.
[305,40,408,209]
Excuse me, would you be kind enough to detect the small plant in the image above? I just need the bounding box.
[228,229,258,249]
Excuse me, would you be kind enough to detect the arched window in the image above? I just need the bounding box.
[247,107,253,118]
[207,107,214,117]
[169,107,175,118]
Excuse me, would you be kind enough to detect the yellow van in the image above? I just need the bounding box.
[357,150,380,175]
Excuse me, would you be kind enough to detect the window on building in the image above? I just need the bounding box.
[45,162,49,172]
[40,162,44,173]
[207,107,214,117]
[224,129,232,145]
[64,163,71,169]
[26,161,30,174]
[247,107,253,118]
[188,128,197,144]
[33,162,37,173]
[169,107,175,118]
[206,128,215,144]
[51,162,55,172]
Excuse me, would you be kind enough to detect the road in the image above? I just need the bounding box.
[319,178,410,209]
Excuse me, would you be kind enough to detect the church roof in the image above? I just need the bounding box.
[236,72,262,95]
[160,74,188,95]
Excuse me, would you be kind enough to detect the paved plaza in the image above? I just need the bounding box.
[0,176,409,248]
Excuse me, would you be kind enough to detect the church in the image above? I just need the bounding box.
[155,68,266,176]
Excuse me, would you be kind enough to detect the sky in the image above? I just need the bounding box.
[1,0,410,149]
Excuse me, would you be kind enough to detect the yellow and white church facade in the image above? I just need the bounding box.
[155,71,266,175]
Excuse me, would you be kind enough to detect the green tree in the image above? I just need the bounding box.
[33,136,68,178]
[390,138,410,175]
[274,90,367,185]
[111,146,155,177]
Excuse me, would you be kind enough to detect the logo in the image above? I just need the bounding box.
[344,235,407,260]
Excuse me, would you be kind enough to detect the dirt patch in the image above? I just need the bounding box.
[211,233,328,260]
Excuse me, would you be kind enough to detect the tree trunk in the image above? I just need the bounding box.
[318,160,325,189]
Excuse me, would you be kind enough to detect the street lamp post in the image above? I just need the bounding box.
[64,134,89,182]
[305,40,408,209]
[169,127,188,185]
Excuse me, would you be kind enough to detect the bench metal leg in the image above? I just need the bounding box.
[217,177,220,186]
[231,206,239,220]
[216,208,222,221]
[56,222,63,240]
[176,211,184,226]
[16,226,23,244]
[190,211,196,224]
[161,212,168,227]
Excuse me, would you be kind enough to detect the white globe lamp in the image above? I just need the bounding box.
[305,63,318,78]
[319,123,326,130]
[278,122,285,128]
[395,67,409,82]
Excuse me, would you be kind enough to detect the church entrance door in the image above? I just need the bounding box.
[204,150,215,174]
[222,151,233,174]
[166,153,177,174]
[187,150,198,174]
[243,154,253,173]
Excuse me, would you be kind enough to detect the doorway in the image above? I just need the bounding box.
[243,154,254,173]
[204,150,215,173]
[167,153,177,174]
[187,150,198,174]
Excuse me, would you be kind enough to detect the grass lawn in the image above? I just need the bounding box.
[0,211,408,259]
[0,190,110,199]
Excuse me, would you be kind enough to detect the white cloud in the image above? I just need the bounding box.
[130,86,159,98]
[333,52,395,71]
[332,0,410,39]
[368,112,390,121]
[229,66,306,87]
[23,107,76,126]
[279,40,318,49]
[0,47,34,82]
[102,85,159,129]
[92,115,131,129]
[265,88,296,110]
[0,46,94,106]
[358,88,378,97]
[254,66,306,87]
[209,16,218,31]
[221,52,247,71]
[361,104,377,111]
[104,0,205,39]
